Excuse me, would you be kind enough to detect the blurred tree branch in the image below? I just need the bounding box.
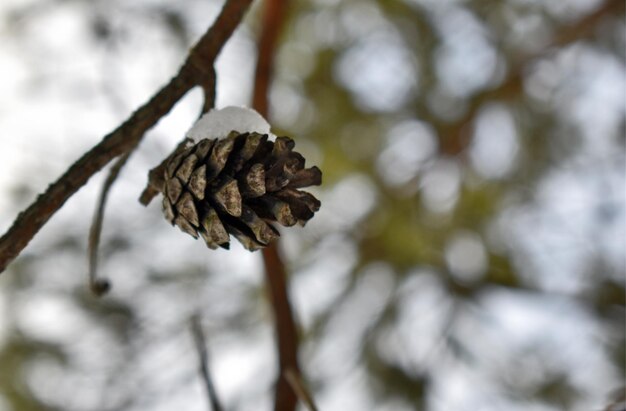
[438,0,624,155]
[251,0,305,410]
[284,368,319,411]
[0,0,254,273]
[191,315,223,411]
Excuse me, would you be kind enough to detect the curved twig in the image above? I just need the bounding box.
[87,151,133,296]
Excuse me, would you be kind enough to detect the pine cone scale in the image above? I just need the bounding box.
[240,206,278,245]
[200,208,229,249]
[249,196,296,227]
[213,178,242,217]
[176,153,198,183]
[174,215,199,238]
[176,192,200,227]
[286,166,322,189]
[188,165,207,200]
[194,138,214,159]
[166,177,183,204]
[206,134,236,180]
[163,197,175,223]
[166,151,185,178]
[239,163,266,198]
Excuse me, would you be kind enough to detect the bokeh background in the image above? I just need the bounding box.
[0,0,624,410]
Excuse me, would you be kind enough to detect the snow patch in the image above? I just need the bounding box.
[186,106,272,141]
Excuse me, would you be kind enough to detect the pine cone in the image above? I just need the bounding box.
[160,131,321,251]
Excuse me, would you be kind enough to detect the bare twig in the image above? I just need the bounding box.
[0,0,254,273]
[191,315,223,411]
[251,0,301,410]
[88,151,132,296]
[284,368,319,411]
[200,66,218,116]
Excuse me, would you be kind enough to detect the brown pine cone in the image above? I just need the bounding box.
[160,131,321,251]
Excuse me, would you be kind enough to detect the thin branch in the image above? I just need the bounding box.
[252,0,288,118]
[260,245,300,411]
[88,151,132,296]
[284,368,319,411]
[0,0,254,273]
[251,1,300,409]
[200,66,218,116]
[191,315,223,411]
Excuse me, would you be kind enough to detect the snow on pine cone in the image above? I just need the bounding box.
[161,131,321,251]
